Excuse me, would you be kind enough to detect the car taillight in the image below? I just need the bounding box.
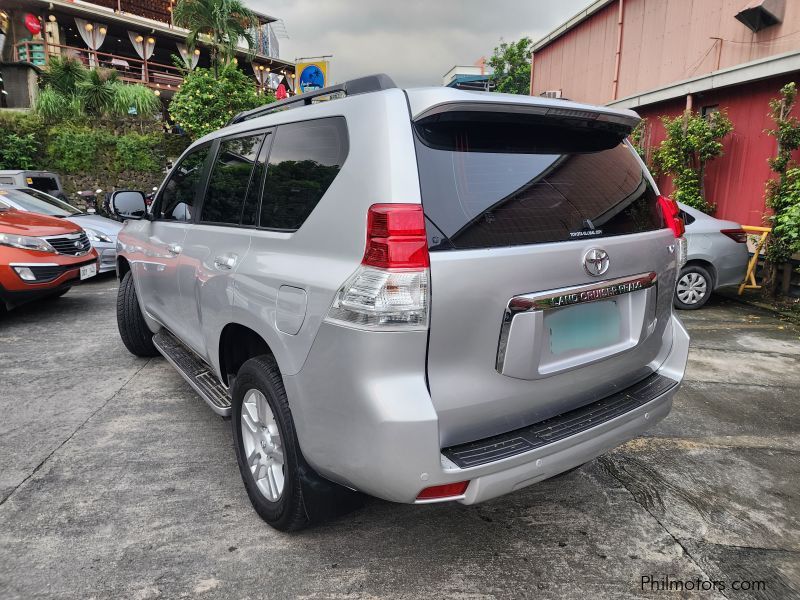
[720,228,747,243]
[363,203,429,269]
[325,204,430,330]
[416,481,469,501]
[657,195,685,238]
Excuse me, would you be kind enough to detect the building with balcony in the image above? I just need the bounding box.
[529,0,800,226]
[0,0,295,107]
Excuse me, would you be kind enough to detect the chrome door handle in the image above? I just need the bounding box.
[214,254,237,270]
[167,243,182,255]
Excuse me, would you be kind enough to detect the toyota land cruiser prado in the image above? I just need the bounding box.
[111,75,690,531]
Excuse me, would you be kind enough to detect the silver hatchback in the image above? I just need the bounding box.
[111,75,690,530]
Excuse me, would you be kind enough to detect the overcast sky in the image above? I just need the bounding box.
[248,0,591,87]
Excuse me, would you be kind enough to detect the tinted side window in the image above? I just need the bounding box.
[259,117,348,230]
[156,145,211,221]
[241,133,271,226]
[201,134,265,224]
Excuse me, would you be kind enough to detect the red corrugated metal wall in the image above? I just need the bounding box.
[532,0,800,105]
[635,75,800,226]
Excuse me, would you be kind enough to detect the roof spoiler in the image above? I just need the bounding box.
[228,73,397,125]
[414,101,641,133]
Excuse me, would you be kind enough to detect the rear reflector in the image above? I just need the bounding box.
[657,195,685,238]
[363,204,429,269]
[416,481,469,500]
[720,228,748,243]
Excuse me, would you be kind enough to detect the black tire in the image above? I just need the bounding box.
[231,355,309,531]
[116,271,159,357]
[674,264,713,310]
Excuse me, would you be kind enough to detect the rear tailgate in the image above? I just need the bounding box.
[409,93,678,447]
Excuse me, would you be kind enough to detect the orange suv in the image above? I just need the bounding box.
[0,205,99,310]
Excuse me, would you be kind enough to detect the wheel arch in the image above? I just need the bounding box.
[116,255,131,280]
[682,259,717,288]
[218,323,276,387]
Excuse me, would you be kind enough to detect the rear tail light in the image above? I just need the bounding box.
[325,204,430,331]
[657,195,687,268]
[657,195,685,238]
[720,228,747,243]
[416,481,469,501]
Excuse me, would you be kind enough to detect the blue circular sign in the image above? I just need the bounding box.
[299,64,325,92]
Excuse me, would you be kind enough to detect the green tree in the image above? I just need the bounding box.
[653,110,733,213]
[172,0,257,78]
[487,37,533,95]
[763,82,800,294]
[169,65,264,139]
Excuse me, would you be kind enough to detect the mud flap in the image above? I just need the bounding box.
[298,463,366,523]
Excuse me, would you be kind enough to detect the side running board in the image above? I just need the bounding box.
[152,330,231,417]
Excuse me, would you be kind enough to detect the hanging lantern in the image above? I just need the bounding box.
[99,26,107,35]
[85,23,94,32]
[135,35,144,43]
[147,37,155,45]
[24,13,42,35]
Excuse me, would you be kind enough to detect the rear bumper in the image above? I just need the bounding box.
[286,314,690,505]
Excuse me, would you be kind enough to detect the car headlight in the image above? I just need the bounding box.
[0,233,56,253]
[84,228,113,244]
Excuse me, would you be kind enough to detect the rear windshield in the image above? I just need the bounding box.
[414,112,664,250]
[27,176,60,194]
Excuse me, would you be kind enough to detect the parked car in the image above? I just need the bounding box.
[0,206,98,310]
[675,203,750,310]
[0,188,122,273]
[111,75,691,531]
[0,170,65,199]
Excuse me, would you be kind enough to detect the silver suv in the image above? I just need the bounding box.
[111,75,690,531]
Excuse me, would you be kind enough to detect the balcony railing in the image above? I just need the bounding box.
[15,41,185,90]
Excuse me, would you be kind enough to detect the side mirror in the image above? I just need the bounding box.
[110,190,147,220]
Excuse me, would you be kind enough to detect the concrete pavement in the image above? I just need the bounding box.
[0,277,798,599]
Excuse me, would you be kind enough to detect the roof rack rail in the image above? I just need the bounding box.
[228,73,397,125]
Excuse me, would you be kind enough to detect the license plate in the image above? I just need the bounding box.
[80,263,97,280]
[547,300,620,355]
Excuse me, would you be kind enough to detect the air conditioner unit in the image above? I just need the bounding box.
[541,90,563,99]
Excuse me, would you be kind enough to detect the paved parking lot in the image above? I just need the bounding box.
[1,276,798,599]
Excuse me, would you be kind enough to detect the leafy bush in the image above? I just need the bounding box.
[765,83,800,273]
[47,126,115,173]
[0,112,44,169]
[112,84,162,118]
[115,133,162,172]
[169,66,264,139]
[765,167,800,263]
[653,110,733,214]
[0,133,39,169]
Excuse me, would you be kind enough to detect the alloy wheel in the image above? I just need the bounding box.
[240,389,285,502]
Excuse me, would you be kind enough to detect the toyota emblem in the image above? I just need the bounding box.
[583,248,610,277]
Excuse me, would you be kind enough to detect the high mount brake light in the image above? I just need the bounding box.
[720,228,748,243]
[325,204,430,331]
[363,204,429,269]
[657,195,685,238]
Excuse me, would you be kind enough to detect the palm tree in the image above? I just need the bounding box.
[172,0,257,78]
[35,57,160,122]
